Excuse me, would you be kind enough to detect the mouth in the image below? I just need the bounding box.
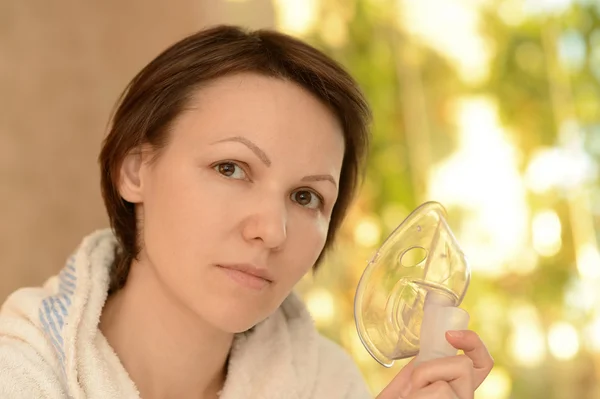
[216,264,273,290]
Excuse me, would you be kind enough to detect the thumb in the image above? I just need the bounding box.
[376,358,416,399]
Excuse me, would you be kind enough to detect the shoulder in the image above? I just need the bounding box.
[0,286,67,398]
[276,292,373,397]
[0,337,67,398]
[315,334,373,398]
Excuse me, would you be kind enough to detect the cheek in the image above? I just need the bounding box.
[143,177,197,243]
[283,216,329,276]
[141,168,219,265]
[145,165,229,227]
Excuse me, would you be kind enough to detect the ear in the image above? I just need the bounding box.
[118,148,146,203]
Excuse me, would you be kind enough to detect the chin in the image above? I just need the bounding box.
[193,296,278,334]
[210,309,268,333]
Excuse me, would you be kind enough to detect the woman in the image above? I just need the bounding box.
[0,25,493,398]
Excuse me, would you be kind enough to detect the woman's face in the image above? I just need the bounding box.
[120,73,345,332]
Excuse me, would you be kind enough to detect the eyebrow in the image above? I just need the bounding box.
[212,135,337,188]
[302,174,337,188]
[212,136,271,166]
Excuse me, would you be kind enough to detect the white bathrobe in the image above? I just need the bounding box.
[0,229,373,399]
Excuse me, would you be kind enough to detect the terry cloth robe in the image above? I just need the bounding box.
[0,229,373,399]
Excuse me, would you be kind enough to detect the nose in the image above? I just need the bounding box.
[241,199,288,250]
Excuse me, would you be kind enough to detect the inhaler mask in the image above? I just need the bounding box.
[354,202,471,367]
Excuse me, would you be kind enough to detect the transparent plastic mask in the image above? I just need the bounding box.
[354,201,471,367]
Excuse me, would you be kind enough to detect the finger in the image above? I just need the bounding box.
[408,355,474,399]
[445,330,494,388]
[375,358,416,399]
[406,380,459,399]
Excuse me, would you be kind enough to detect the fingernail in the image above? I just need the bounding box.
[447,330,464,338]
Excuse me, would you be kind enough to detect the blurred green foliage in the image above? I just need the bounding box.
[293,0,600,398]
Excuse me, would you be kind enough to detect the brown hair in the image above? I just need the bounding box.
[99,25,371,293]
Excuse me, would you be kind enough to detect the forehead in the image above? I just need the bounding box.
[170,73,345,166]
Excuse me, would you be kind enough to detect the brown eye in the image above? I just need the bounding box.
[214,162,247,180]
[218,163,235,176]
[292,190,322,209]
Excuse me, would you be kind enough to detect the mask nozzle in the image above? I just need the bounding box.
[414,291,470,366]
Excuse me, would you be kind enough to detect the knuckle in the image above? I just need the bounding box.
[459,354,474,371]
[465,329,479,339]
[431,381,453,398]
[410,365,427,385]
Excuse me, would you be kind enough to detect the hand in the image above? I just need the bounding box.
[376,330,493,399]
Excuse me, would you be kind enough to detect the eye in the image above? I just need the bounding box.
[291,190,323,210]
[214,162,247,180]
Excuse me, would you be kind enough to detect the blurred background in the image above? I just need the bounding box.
[1,0,599,398]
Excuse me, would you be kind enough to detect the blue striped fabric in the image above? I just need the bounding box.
[38,256,77,378]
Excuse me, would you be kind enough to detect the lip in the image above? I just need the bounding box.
[216,263,274,290]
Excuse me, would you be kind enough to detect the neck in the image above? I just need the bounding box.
[99,260,234,399]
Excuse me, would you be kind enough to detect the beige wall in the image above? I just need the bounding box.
[0,0,274,300]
